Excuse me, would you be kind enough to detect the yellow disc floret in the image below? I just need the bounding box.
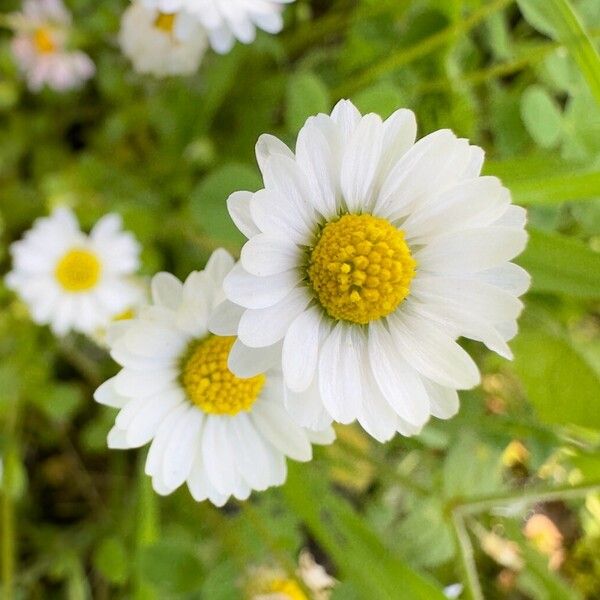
[34,28,57,54]
[181,336,265,416]
[55,248,102,292]
[267,579,308,600]
[307,214,416,325]
[154,12,176,33]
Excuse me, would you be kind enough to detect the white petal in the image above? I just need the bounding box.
[340,113,384,213]
[228,339,281,378]
[208,300,245,336]
[151,273,183,310]
[389,311,480,390]
[473,263,531,297]
[282,306,322,393]
[241,233,301,276]
[224,262,300,310]
[251,399,312,462]
[377,108,417,181]
[256,133,294,176]
[415,227,528,275]
[318,324,362,424]
[423,379,459,420]
[330,99,361,144]
[237,287,311,348]
[227,191,260,239]
[368,322,430,426]
[284,376,332,431]
[94,377,128,408]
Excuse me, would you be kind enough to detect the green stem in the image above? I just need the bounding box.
[451,511,484,600]
[1,482,14,600]
[453,480,600,516]
[334,0,514,97]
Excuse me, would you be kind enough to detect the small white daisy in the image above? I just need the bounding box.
[94,250,334,506]
[6,207,142,337]
[140,0,295,54]
[9,0,95,92]
[119,2,208,77]
[216,100,530,442]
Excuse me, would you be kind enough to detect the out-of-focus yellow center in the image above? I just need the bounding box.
[181,336,265,416]
[307,214,416,324]
[154,12,176,32]
[268,578,308,600]
[55,249,102,292]
[34,27,57,54]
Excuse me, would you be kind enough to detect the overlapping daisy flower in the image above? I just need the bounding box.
[140,0,295,54]
[218,100,530,442]
[119,1,208,77]
[6,207,142,337]
[94,250,334,506]
[9,0,95,92]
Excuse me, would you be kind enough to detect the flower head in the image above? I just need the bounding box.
[6,207,142,336]
[217,100,530,442]
[140,0,295,54]
[119,2,208,77]
[94,250,334,506]
[10,0,95,92]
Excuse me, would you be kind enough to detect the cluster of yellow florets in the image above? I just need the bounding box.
[307,214,416,325]
[181,335,266,416]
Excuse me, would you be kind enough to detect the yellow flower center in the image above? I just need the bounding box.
[154,12,176,33]
[34,27,57,54]
[268,579,308,600]
[307,214,416,325]
[55,249,102,292]
[181,336,265,416]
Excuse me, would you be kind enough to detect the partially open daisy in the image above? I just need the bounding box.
[9,0,95,92]
[217,100,530,442]
[119,1,208,77]
[140,0,295,54]
[94,250,334,506]
[6,207,142,337]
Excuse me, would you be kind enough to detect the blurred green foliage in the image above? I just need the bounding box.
[0,0,599,598]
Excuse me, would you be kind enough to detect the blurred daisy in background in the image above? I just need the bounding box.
[220,99,530,442]
[95,250,334,506]
[9,0,95,92]
[6,207,142,337]
[246,550,336,599]
[119,1,208,77]
[140,0,295,54]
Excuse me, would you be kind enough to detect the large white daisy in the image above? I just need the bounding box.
[216,100,530,442]
[6,207,142,336]
[119,2,208,77]
[9,0,95,92]
[94,250,334,506]
[140,0,295,54]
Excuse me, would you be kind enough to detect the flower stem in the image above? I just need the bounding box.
[1,483,15,600]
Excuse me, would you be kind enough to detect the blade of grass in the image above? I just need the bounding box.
[334,0,513,97]
[508,171,600,205]
[282,464,446,600]
[518,0,600,106]
[518,227,600,297]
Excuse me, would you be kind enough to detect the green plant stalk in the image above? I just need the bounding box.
[133,452,158,600]
[1,397,20,600]
[451,511,484,600]
[335,0,514,97]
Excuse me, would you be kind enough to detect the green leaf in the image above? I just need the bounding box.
[510,171,600,205]
[138,541,204,595]
[517,227,600,297]
[520,85,563,147]
[282,464,446,600]
[188,162,262,246]
[286,72,330,134]
[93,537,129,585]
[512,329,600,429]
[517,0,600,106]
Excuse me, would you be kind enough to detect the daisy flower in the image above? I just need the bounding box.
[119,2,208,77]
[217,100,530,442]
[9,0,95,92]
[94,250,334,506]
[6,207,142,337]
[140,0,295,54]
